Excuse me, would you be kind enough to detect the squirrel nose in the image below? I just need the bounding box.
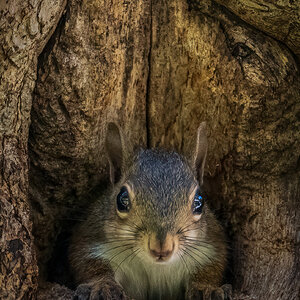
[149,233,174,261]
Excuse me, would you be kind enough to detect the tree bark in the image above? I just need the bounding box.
[1,0,299,299]
[0,1,66,299]
[214,0,300,59]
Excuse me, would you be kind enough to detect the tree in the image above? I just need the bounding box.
[1,0,299,299]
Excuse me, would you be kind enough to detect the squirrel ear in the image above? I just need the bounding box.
[192,122,208,186]
[105,122,124,184]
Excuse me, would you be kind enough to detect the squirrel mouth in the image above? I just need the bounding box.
[155,256,169,263]
[150,249,174,264]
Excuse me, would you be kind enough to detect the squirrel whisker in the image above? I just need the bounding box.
[108,246,135,264]
[182,236,228,249]
[177,220,197,234]
[97,238,136,245]
[177,251,191,274]
[184,243,216,266]
[177,224,205,235]
[181,248,206,270]
[105,226,137,234]
[115,248,140,272]
[128,248,141,264]
[181,239,218,254]
[99,243,135,257]
[180,237,218,246]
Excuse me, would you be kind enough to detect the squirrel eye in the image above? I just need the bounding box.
[117,186,131,212]
[192,189,204,215]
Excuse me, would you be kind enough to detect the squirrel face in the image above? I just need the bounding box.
[108,150,206,265]
[101,123,214,269]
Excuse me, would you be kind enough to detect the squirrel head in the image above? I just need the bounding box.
[104,122,210,265]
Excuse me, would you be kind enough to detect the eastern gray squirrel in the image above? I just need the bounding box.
[69,122,230,300]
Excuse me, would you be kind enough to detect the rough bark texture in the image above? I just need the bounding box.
[1,0,299,299]
[29,0,150,279]
[213,0,300,59]
[0,0,66,299]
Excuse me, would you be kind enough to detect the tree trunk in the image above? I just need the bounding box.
[1,0,299,299]
[0,1,66,299]
[148,1,300,299]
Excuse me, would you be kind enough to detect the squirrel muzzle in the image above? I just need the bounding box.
[148,232,178,263]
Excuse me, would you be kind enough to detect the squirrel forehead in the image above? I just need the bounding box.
[127,150,196,203]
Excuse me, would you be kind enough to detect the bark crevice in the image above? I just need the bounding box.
[145,0,153,149]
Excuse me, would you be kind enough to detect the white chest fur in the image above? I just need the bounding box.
[89,239,215,300]
[114,254,189,300]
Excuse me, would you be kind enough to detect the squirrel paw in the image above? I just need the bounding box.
[73,279,127,300]
[187,284,232,300]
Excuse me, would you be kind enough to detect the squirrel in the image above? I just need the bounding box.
[69,122,230,300]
